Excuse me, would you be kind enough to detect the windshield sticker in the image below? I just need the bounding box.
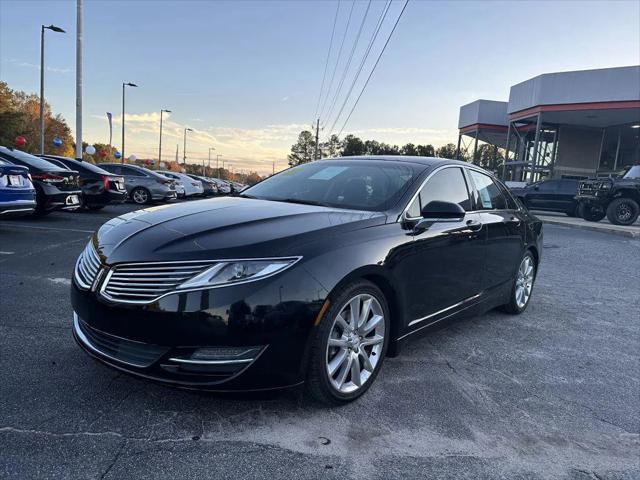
[309,166,348,180]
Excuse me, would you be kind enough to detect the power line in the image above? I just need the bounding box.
[318,0,356,121]
[325,0,392,137]
[322,0,373,128]
[336,0,409,138]
[313,0,341,121]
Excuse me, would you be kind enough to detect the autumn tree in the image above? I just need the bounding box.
[288,130,316,166]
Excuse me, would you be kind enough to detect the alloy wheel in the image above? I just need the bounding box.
[515,255,535,309]
[325,294,385,394]
[132,189,148,204]
[616,202,632,222]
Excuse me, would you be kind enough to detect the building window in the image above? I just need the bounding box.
[598,123,640,174]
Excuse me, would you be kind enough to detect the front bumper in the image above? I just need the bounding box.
[575,194,608,209]
[70,268,327,390]
[151,189,177,201]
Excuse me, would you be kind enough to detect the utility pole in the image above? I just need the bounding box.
[74,4,81,159]
[216,154,222,177]
[314,118,320,160]
[158,109,171,169]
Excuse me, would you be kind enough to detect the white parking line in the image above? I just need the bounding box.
[0,251,15,254]
[0,223,94,234]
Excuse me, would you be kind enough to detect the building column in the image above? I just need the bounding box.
[473,131,479,165]
[529,113,542,183]
[456,133,461,160]
[502,122,512,180]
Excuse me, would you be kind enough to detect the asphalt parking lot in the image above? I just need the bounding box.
[1,202,638,480]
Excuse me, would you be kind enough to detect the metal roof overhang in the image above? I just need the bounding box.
[509,101,640,128]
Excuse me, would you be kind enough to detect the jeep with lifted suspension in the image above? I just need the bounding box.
[576,165,640,225]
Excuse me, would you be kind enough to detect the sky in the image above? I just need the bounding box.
[1,0,639,175]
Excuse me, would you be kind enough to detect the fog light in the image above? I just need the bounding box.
[169,346,263,365]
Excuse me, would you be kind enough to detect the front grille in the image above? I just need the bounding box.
[101,260,216,303]
[75,242,102,289]
[76,316,168,367]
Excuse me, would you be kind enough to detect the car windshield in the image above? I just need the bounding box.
[0,147,68,172]
[622,165,640,179]
[241,160,419,211]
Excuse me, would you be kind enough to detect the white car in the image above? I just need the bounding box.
[158,171,204,197]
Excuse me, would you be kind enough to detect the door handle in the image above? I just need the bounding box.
[466,219,483,232]
[508,216,522,226]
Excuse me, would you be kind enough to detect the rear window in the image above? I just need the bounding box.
[0,147,68,172]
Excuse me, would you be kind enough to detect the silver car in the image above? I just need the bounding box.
[99,163,176,205]
[158,171,204,197]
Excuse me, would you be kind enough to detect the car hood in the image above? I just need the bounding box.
[95,197,385,263]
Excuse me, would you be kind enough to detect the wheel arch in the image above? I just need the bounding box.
[326,265,404,357]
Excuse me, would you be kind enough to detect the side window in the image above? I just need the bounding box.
[407,167,472,217]
[123,166,145,177]
[101,165,120,175]
[468,170,507,210]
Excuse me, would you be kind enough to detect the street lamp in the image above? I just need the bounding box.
[121,82,138,163]
[183,128,193,165]
[207,147,215,176]
[158,109,171,169]
[40,24,66,154]
[216,154,223,177]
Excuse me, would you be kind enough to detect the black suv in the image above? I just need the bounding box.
[576,165,640,225]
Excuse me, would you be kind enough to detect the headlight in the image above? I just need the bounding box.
[177,257,301,289]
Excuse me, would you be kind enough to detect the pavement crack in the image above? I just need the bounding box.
[100,440,126,480]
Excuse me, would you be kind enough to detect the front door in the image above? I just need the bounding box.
[403,167,486,328]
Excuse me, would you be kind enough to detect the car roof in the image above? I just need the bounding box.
[320,155,468,169]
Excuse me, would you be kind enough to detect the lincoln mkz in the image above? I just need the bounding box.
[71,156,542,404]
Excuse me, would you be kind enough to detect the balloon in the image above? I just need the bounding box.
[114,151,122,159]
[144,159,150,166]
[128,154,137,162]
[99,150,108,158]
[52,137,63,147]
[85,145,96,155]
[15,136,27,147]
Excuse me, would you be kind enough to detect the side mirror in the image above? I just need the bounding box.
[420,201,465,220]
[412,201,465,232]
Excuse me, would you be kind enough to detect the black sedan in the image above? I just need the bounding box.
[509,178,580,216]
[0,147,81,215]
[39,155,127,210]
[71,156,542,404]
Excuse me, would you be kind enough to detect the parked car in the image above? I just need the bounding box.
[0,147,81,215]
[38,155,127,210]
[509,178,580,216]
[158,171,204,197]
[99,163,176,205]
[208,177,231,194]
[187,174,218,196]
[576,165,640,225]
[0,157,36,217]
[71,156,542,404]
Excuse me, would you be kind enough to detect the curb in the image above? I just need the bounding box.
[540,217,640,239]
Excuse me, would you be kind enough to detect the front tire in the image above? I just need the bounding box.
[499,251,536,314]
[306,280,390,405]
[606,198,639,226]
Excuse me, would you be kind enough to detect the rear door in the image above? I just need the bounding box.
[527,180,559,210]
[467,169,525,290]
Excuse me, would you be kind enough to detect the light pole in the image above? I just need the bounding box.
[40,24,66,154]
[121,82,138,163]
[158,109,171,169]
[216,154,223,177]
[182,128,193,166]
[207,147,215,176]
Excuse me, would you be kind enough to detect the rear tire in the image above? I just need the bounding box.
[581,204,606,222]
[131,187,151,205]
[606,198,639,226]
[499,251,536,315]
[306,280,390,405]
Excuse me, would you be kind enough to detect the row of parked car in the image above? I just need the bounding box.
[505,164,640,226]
[0,146,245,217]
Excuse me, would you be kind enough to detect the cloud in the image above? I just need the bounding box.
[281,96,290,102]
[7,58,71,74]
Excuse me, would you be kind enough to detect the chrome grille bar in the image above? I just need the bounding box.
[74,242,102,290]
[101,260,216,304]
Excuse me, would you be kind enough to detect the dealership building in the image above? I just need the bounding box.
[457,66,640,182]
